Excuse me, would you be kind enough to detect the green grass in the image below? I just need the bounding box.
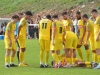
[0,0,95,17]
[0,40,100,75]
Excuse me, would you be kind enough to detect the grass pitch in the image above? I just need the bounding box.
[0,40,100,75]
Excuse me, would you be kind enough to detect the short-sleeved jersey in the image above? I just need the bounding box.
[52,20,64,40]
[4,22,16,40]
[62,18,73,31]
[78,20,84,38]
[94,16,100,37]
[18,18,28,39]
[85,20,94,40]
[39,18,52,40]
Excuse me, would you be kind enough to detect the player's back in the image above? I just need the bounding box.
[39,18,52,40]
[54,20,64,40]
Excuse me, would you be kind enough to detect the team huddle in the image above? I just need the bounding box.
[4,9,100,69]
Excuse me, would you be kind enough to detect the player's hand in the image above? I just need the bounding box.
[80,39,83,44]
[9,41,12,47]
[62,41,65,46]
[84,42,88,46]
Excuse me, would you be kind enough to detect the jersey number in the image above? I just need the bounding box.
[42,23,47,29]
[59,27,62,33]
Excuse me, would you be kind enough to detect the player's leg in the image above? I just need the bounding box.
[18,39,27,66]
[90,41,97,62]
[39,39,44,68]
[64,48,71,67]
[16,40,20,63]
[44,40,50,67]
[10,49,17,67]
[84,45,90,61]
[94,49,100,69]
[71,37,77,66]
[5,49,11,68]
[77,44,83,60]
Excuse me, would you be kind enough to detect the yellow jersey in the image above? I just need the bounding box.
[18,18,28,39]
[52,20,64,40]
[94,16,100,37]
[39,18,52,40]
[78,20,84,39]
[4,22,16,40]
[85,20,94,40]
[62,18,73,31]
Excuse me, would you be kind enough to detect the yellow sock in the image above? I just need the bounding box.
[72,58,76,64]
[40,51,44,63]
[77,48,83,60]
[45,51,49,65]
[10,57,14,63]
[5,56,8,65]
[86,49,90,61]
[85,61,91,65]
[66,58,70,64]
[95,54,97,62]
[58,54,61,60]
[92,53,97,62]
[52,53,60,64]
[97,55,100,63]
[19,51,24,63]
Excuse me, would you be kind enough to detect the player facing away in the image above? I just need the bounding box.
[76,11,90,61]
[50,15,64,68]
[17,11,33,66]
[63,30,78,67]
[91,9,100,69]
[15,13,24,63]
[4,15,19,68]
[62,12,73,31]
[39,15,52,68]
[82,14,97,63]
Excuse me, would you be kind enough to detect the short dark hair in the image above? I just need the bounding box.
[46,15,51,19]
[52,15,58,19]
[12,15,20,20]
[76,11,81,15]
[82,14,89,19]
[62,12,68,16]
[91,9,98,13]
[25,11,33,16]
[18,12,23,15]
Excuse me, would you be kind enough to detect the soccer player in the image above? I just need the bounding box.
[75,11,83,60]
[63,31,78,67]
[17,11,33,66]
[82,14,97,63]
[91,9,100,69]
[15,13,23,63]
[51,54,98,68]
[39,15,52,68]
[62,12,73,31]
[50,15,64,68]
[4,15,19,68]
[76,11,90,61]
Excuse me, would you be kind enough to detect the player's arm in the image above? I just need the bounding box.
[81,25,86,44]
[70,20,73,31]
[85,24,90,44]
[96,18,100,41]
[17,25,22,38]
[62,27,66,46]
[52,22,56,45]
